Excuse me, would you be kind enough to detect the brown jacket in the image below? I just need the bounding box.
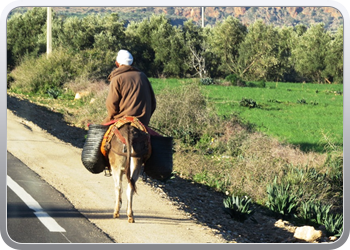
[103,66,156,126]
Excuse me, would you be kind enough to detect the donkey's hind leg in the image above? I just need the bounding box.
[126,156,142,223]
[112,168,123,218]
[110,154,125,219]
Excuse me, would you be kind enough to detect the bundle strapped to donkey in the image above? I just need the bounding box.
[81,124,109,174]
[81,116,173,181]
[143,135,173,181]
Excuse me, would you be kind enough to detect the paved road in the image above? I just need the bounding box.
[7,151,114,244]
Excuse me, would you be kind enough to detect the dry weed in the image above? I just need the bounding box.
[150,83,216,139]
[64,79,109,128]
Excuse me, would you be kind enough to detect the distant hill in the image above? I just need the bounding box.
[9,7,343,32]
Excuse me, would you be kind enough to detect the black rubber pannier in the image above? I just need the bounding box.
[81,124,109,174]
[144,135,173,181]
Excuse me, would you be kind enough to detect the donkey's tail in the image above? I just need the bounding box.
[125,125,137,193]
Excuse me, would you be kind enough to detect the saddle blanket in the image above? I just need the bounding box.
[100,116,160,158]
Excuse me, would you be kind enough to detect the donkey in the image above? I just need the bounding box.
[107,123,150,223]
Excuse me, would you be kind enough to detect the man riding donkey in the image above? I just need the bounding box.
[103,49,156,128]
[101,49,158,222]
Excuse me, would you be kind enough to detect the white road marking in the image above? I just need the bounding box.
[7,175,66,232]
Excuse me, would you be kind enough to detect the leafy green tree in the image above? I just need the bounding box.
[237,20,280,80]
[323,26,343,83]
[166,26,188,77]
[275,26,296,82]
[294,24,308,36]
[93,14,126,51]
[124,19,157,76]
[148,14,180,76]
[7,7,48,69]
[292,23,331,83]
[208,16,247,76]
[56,14,125,52]
[126,14,187,77]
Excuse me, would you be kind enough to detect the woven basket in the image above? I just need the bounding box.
[144,135,173,181]
[81,124,109,174]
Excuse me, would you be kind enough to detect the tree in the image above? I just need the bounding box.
[56,14,125,52]
[7,7,48,69]
[126,14,187,77]
[93,14,126,51]
[294,23,307,36]
[165,26,188,77]
[148,14,179,76]
[237,20,280,80]
[275,26,296,82]
[208,16,247,76]
[182,20,207,78]
[323,26,343,83]
[124,20,155,76]
[292,23,331,83]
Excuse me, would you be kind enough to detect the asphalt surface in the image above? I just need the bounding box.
[7,151,114,244]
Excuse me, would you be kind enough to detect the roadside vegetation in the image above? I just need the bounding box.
[7,7,343,237]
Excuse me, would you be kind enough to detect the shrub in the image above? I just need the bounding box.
[280,153,343,212]
[193,171,231,193]
[247,80,266,88]
[150,83,218,144]
[10,47,114,94]
[225,74,247,87]
[7,73,14,89]
[312,201,332,225]
[297,99,307,104]
[10,49,77,94]
[257,80,266,88]
[64,80,109,128]
[223,194,254,222]
[47,88,62,99]
[200,77,214,85]
[225,74,238,85]
[239,98,259,108]
[298,199,342,236]
[299,199,316,221]
[324,213,343,237]
[266,177,299,216]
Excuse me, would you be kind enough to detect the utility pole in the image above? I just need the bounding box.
[201,7,205,28]
[47,7,52,58]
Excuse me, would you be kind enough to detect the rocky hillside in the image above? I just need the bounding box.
[10,6,343,32]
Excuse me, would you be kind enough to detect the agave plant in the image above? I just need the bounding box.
[299,199,316,221]
[266,177,298,216]
[324,213,343,237]
[312,202,332,225]
[223,194,254,222]
[47,87,61,99]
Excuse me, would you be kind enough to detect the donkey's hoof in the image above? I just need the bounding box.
[113,213,120,218]
[128,217,135,223]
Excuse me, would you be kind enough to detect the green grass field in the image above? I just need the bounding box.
[150,79,343,153]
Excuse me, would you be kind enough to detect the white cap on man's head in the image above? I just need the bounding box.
[116,50,133,66]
